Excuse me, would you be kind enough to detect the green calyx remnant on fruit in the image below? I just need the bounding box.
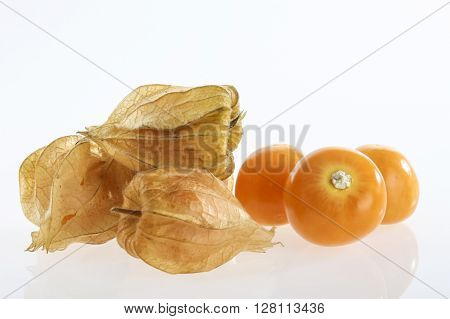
[331,170,352,190]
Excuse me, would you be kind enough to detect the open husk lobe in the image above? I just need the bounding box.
[19,136,133,252]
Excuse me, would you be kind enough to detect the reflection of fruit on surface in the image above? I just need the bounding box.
[273,227,387,298]
[357,145,419,224]
[284,147,387,246]
[235,144,303,226]
[364,224,418,298]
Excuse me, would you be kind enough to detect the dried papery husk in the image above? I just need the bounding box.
[19,147,45,226]
[19,136,82,226]
[85,85,243,180]
[20,137,134,252]
[113,169,275,274]
[222,175,234,191]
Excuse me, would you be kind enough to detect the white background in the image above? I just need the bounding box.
[0,0,449,299]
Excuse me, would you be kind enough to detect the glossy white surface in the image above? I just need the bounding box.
[1,0,449,298]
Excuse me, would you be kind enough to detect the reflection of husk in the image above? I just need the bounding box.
[19,136,133,252]
[114,169,275,274]
[85,85,243,180]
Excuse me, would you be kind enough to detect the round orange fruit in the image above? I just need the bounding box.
[284,147,387,246]
[235,144,303,226]
[357,145,419,224]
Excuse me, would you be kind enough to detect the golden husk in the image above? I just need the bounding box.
[114,169,274,274]
[19,136,133,252]
[85,85,243,180]
[19,84,275,274]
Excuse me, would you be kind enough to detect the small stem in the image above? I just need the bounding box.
[330,170,352,190]
[111,207,142,217]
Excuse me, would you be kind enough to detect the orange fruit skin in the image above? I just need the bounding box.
[235,144,303,226]
[357,145,419,224]
[284,147,387,246]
